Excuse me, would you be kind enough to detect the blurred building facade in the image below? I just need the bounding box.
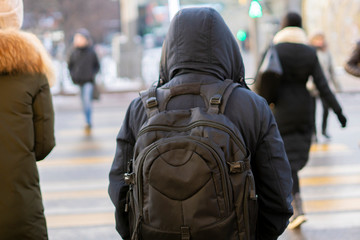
[303,0,360,66]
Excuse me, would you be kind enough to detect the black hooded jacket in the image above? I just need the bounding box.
[109,8,293,240]
[68,46,100,85]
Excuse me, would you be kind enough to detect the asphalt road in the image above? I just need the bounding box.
[38,91,360,240]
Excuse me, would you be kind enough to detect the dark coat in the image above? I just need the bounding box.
[109,8,293,240]
[0,29,55,240]
[345,41,360,77]
[270,27,343,171]
[68,46,100,85]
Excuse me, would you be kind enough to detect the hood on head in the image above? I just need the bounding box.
[75,28,91,41]
[159,7,245,85]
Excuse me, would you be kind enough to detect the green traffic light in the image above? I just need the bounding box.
[249,0,263,18]
[237,30,247,41]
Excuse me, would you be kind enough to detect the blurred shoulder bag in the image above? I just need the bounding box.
[92,83,100,100]
[259,44,283,76]
[255,44,283,104]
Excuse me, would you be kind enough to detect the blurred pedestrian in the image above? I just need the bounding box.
[109,7,293,240]
[344,40,360,78]
[68,28,100,133]
[0,0,56,239]
[309,32,342,139]
[257,12,347,229]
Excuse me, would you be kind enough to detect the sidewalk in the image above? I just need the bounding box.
[335,68,360,93]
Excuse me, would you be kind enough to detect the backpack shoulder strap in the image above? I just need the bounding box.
[140,85,160,118]
[206,79,240,114]
[220,80,240,114]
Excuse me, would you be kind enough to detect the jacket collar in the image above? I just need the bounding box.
[273,27,308,45]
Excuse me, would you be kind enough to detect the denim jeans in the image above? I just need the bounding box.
[80,82,94,127]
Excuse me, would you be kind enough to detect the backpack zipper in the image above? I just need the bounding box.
[196,139,232,214]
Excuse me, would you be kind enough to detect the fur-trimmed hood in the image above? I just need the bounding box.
[0,28,55,87]
[273,27,307,45]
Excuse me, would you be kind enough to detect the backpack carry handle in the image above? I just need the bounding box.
[140,79,240,118]
[141,83,207,118]
[170,83,201,96]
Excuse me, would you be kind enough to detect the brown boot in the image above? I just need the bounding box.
[288,193,307,229]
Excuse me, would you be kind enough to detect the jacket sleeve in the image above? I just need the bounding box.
[253,100,293,240]
[92,50,100,75]
[67,51,74,73]
[108,100,137,240]
[344,42,360,77]
[312,56,342,114]
[32,75,55,160]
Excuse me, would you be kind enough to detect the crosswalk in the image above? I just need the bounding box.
[280,141,360,239]
[39,156,117,231]
[37,95,127,240]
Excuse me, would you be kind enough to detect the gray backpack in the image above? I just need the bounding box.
[124,80,257,240]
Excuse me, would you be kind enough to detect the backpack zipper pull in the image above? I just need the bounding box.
[125,186,132,213]
[125,191,129,213]
[247,172,257,200]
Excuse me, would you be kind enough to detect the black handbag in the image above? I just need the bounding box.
[255,44,283,104]
[258,44,283,75]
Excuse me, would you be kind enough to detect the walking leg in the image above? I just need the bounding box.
[288,171,307,229]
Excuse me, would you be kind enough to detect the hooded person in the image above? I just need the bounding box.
[259,12,347,229]
[0,0,55,239]
[109,7,293,240]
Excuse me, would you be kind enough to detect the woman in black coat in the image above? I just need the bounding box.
[263,12,347,229]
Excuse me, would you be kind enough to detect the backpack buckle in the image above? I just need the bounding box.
[146,97,158,108]
[227,161,250,173]
[124,173,135,185]
[210,94,222,105]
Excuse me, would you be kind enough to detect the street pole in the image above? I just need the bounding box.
[248,0,262,66]
[120,0,138,40]
[113,0,142,82]
[168,0,181,21]
[287,0,302,13]
[250,17,260,66]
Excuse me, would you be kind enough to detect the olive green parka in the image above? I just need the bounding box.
[0,28,55,240]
